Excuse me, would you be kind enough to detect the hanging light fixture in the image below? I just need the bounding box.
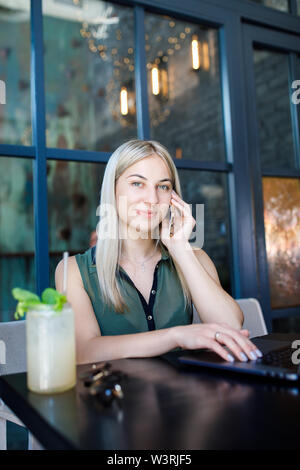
[202,41,210,70]
[120,87,128,115]
[161,69,168,98]
[150,65,169,99]
[191,35,200,70]
[151,66,160,95]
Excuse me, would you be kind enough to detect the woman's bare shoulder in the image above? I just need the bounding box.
[55,255,83,287]
[192,246,209,261]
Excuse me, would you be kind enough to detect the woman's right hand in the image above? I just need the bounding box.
[172,323,263,362]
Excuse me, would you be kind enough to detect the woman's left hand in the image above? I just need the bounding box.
[160,190,196,250]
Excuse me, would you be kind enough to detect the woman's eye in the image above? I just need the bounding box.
[131,182,170,190]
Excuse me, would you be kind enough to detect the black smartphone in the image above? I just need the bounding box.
[168,205,175,237]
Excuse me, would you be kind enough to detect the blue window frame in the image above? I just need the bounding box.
[242,23,300,330]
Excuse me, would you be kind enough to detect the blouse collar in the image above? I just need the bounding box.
[91,243,170,266]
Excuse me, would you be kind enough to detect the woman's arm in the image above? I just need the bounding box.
[172,244,243,329]
[162,190,243,329]
[55,256,179,364]
[55,257,257,365]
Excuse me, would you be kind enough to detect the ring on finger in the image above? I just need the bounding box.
[215,331,221,342]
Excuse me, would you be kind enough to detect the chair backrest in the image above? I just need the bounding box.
[0,320,26,376]
[192,305,201,324]
[192,298,268,338]
[236,298,268,338]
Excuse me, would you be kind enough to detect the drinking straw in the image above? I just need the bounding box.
[62,251,69,296]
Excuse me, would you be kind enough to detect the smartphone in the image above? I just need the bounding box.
[168,205,175,237]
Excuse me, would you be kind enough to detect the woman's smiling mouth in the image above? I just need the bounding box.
[136,209,154,218]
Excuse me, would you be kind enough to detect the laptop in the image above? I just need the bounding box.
[163,335,300,382]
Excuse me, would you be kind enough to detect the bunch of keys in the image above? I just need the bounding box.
[79,362,125,406]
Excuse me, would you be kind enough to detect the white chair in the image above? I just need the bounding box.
[0,320,43,450]
[236,298,268,338]
[192,297,268,338]
[192,304,202,325]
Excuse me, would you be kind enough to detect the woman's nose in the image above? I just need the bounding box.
[144,186,159,204]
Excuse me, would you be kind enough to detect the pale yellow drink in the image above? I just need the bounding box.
[26,303,76,394]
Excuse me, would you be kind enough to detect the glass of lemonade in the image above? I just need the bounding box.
[26,303,76,394]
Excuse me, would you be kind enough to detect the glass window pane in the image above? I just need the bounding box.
[0,1,31,145]
[273,316,300,333]
[145,14,226,163]
[43,0,136,152]
[242,0,289,12]
[297,0,300,14]
[262,177,300,309]
[48,160,106,287]
[178,170,232,294]
[253,48,295,169]
[0,157,35,322]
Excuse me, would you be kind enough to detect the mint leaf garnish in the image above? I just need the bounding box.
[42,288,67,312]
[12,287,67,319]
[12,288,40,303]
[41,288,60,305]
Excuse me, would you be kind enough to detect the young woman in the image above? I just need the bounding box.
[55,139,262,364]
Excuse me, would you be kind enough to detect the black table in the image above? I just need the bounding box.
[1,333,300,450]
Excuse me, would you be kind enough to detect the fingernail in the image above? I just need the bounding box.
[250,351,257,360]
[227,354,235,362]
[255,349,263,358]
[240,352,248,362]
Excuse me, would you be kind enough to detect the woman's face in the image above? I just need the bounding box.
[115,154,173,238]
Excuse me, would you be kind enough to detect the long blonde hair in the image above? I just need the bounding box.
[95,139,192,313]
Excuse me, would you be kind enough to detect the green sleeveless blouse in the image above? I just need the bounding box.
[75,245,192,336]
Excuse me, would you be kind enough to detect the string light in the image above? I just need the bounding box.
[78,14,212,123]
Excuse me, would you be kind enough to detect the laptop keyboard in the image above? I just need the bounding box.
[256,346,295,369]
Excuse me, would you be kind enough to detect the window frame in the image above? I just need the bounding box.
[0,0,299,329]
[242,23,300,329]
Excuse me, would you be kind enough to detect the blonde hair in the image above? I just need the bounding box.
[95,139,192,313]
